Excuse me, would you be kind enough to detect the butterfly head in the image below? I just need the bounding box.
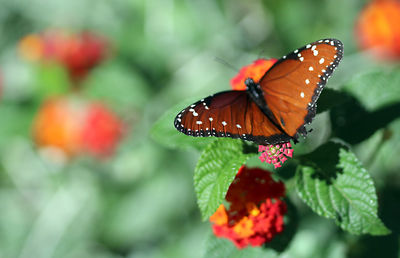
[244,78,256,90]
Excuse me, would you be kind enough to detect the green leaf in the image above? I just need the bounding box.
[194,139,253,220]
[344,67,400,110]
[35,63,70,99]
[296,142,390,235]
[330,92,400,144]
[316,88,350,114]
[204,233,278,258]
[150,100,214,150]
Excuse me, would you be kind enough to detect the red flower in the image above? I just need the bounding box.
[209,166,286,249]
[355,0,400,60]
[81,102,124,158]
[32,96,124,159]
[19,30,109,82]
[230,59,277,90]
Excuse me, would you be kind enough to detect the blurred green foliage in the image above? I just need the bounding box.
[0,0,400,257]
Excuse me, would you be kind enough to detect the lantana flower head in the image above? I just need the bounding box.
[259,142,293,169]
[210,166,287,249]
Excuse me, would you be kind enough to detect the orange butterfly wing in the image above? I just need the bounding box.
[260,39,343,138]
[174,91,291,144]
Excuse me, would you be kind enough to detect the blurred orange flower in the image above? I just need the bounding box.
[19,30,109,82]
[209,166,286,249]
[18,34,44,62]
[355,0,400,60]
[33,96,124,159]
[230,59,277,90]
[33,97,84,156]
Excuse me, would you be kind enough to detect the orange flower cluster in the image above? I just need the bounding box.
[210,166,286,249]
[33,96,124,159]
[355,0,400,60]
[230,58,277,90]
[19,30,108,82]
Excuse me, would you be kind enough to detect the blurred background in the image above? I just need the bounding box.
[0,0,400,257]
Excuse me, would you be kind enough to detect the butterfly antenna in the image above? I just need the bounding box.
[214,56,239,72]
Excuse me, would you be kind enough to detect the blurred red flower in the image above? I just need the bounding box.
[19,30,109,82]
[81,103,125,158]
[32,96,124,159]
[355,0,400,60]
[230,58,277,90]
[209,166,286,249]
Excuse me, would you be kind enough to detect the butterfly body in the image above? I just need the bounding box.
[245,78,288,136]
[174,39,343,145]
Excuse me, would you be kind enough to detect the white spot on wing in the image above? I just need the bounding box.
[319,58,325,64]
[305,79,310,84]
[236,124,241,128]
[309,66,314,71]
[300,92,305,98]
[196,121,202,125]
[222,121,227,126]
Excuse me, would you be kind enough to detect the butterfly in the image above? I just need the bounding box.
[174,39,343,145]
